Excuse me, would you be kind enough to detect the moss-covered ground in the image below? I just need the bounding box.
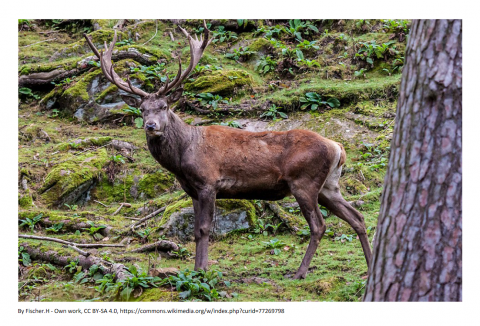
[18,19,407,302]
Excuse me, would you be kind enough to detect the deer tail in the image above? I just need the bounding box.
[336,142,347,168]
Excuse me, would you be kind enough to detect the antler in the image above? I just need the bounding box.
[157,20,212,95]
[84,30,149,97]
[83,20,211,98]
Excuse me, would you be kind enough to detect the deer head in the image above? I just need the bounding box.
[84,21,212,137]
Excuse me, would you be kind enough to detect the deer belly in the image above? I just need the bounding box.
[215,176,291,200]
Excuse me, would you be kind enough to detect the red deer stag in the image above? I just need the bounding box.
[84,21,372,279]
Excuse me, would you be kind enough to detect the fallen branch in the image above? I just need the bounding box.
[18,234,124,248]
[94,200,109,207]
[128,193,188,229]
[266,202,306,232]
[22,38,57,48]
[143,19,158,45]
[20,243,129,281]
[129,240,179,253]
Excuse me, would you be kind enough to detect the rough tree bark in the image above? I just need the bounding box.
[363,20,462,301]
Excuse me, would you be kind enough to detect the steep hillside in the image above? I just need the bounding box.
[18,19,408,302]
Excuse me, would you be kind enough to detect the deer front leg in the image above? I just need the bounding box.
[192,191,215,271]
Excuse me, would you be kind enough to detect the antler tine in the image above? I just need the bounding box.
[109,63,135,94]
[83,33,101,59]
[158,55,183,95]
[165,20,211,92]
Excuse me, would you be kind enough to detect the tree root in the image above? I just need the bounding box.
[20,242,129,281]
[266,202,306,232]
[128,240,179,253]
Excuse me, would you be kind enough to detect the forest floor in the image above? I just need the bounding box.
[17,19,408,302]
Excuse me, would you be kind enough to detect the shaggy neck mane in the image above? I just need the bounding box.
[146,110,198,176]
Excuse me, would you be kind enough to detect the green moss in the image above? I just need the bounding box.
[95,84,118,102]
[19,191,33,208]
[248,38,271,52]
[39,149,109,207]
[138,171,175,198]
[19,57,81,75]
[217,199,257,226]
[63,69,103,102]
[56,136,112,151]
[94,169,174,203]
[184,118,194,125]
[184,69,253,96]
[341,178,368,196]
[133,288,179,302]
[159,198,193,226]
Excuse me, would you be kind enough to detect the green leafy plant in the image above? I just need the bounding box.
[135,227,152,242]
[64,260,80,274]
[82,221,106,236]
[296,227,310,237]
[115,38,135,46]
[253,219,269,236]
[300,92,340,111]
[193,23,212,35]
[217,121,242,129]
[266,222,283,235]
[260,104,288,120]
[356,142,389,170]
[19,87,40,100]
[297,40,320,51]
[237,19,249,28]
[110,154,125,164]
[18,246,31,267]
[64,203,78,211]
[335,234,354,243]
[262,238,286,255]
[51,76,76,87]
[284,19,318,41]
[196,93,229,110]
[45,223,64,233]
[19,213,42,232]
[382,19,410,34]
[225,46,255,61]
[130,62,166,80]
[171,244,191,260]
[354,68,367,79]
[161,268,228,301]
[256,55,277,75]
[212,26,238,43]
[298,59,321,68]
[356,40,397,65]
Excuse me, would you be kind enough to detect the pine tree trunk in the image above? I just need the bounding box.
[363,19,462,301]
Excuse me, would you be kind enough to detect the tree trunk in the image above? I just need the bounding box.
[364,19,462,302]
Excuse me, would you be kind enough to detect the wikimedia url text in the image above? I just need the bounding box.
[18,308,285,315]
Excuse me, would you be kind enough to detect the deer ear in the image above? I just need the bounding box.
[167,88,183,104]
[121,95,141,108]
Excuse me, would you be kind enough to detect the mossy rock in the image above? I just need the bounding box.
[94,170,175,203]
[184,70,253,96]
[133,288,179,302]
[248,38,271,52]
[39,149,109,207]
[159,198,258,241]
[56,137,112,151]
[18,191,33,208]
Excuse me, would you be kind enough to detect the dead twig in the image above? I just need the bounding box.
[22,38,57,48]
[128,193,187,230]
[18,234,125,249]
[113,203,125,216]
[143,19,158,45]
[94,200,109,207]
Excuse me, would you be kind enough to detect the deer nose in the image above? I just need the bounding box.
[146,122,156,131]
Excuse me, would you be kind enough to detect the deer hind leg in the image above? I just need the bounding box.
[290,182,326,280]
[318,172,373,270]
[192,190,216,271]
